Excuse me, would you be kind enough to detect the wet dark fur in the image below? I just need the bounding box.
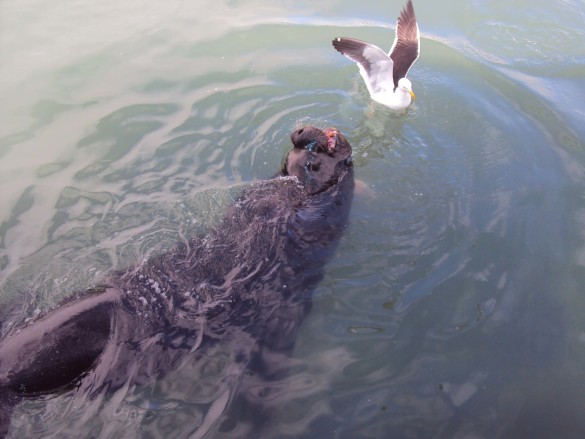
[0,126,354,437]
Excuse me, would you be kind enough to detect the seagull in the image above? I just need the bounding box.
[332,0,420,110]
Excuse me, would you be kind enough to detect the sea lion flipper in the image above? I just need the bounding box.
[0,288,119,396]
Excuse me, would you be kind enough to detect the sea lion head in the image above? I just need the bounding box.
[283,126,353,194]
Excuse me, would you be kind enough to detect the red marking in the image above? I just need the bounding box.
[325,129,338,152]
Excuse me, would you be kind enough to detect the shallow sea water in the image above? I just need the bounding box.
[1,0,585,438]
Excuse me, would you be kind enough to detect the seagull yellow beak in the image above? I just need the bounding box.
[409,90,416,100]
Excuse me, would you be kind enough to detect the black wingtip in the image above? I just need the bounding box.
[332,37,344,53]
[331,37,366,55]
[399,0,417,25]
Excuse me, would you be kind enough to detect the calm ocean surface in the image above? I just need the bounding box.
[1,0,585,437]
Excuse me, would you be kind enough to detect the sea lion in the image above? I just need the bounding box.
[0,125,354,438]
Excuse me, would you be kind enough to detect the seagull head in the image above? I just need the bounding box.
[398,77,416,100]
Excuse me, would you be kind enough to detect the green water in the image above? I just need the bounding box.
[1,0,585,437]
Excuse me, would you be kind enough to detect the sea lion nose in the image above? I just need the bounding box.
[291,126,326,150]
[291,128,307,148]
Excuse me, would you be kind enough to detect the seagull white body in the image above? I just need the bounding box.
[333,0,420,110]
[356,58,415,110]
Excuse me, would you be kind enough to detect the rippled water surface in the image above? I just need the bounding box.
[2,0,585,438]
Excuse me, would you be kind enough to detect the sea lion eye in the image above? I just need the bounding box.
[305,161,321,172]
[306,141,317,152]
